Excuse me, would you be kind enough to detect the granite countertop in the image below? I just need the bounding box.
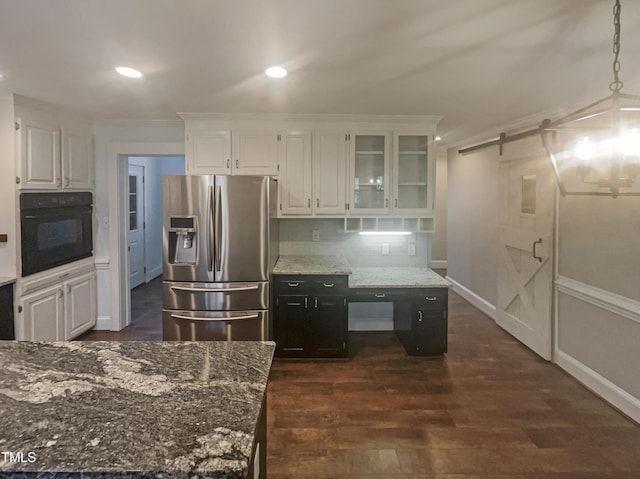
[273,255,352,275]
[349,267,451,289]
[0,277,16,288]
[0,341,275,478]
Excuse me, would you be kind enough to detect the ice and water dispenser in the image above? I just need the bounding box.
[167,216,197,264]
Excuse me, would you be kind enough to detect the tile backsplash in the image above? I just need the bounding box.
[278,218,428,267]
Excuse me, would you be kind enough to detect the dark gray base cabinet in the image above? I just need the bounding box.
[352,287,448,356]
[273,275,348,358]
[0,284,15,340]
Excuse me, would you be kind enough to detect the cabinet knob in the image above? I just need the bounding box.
[308,198,311,208]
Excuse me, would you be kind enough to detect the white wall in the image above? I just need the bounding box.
[0,95,16,278]
[93,121,184,329]
[446,146,499,311]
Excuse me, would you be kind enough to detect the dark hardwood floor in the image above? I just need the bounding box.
[77,279,640,478]
[77,276,163,341]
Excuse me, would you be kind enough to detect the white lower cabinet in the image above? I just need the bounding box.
[64,272,97,339]
[18,263,97,341]
[21,284,65,341]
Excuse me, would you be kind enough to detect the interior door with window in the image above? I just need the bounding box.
[497,137,555,360]
[128,164,145,289]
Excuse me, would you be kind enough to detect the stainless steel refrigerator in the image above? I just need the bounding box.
[162,175,278,341]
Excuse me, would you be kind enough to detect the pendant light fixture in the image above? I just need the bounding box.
[539,0,640,197]
[460,0,640,198]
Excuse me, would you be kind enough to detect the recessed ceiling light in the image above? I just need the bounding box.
[265,66,287,78]
[435,136,442,141]
[115,66,143,78]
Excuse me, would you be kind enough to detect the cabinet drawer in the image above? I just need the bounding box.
[274,275,348,294]
[350,289,408,302]
[412,289,448,310]
[274,277,314,294]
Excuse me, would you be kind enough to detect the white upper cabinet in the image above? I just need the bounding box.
[392,132,433,215]
[62,128,93,189]
[313,130,347,215]
[16,101,94,190]
[278,131,312,215]
[20,117,61,189]
[278,130,347,216]
[348,131,391,215]
[232,130,279,176]
[184,122,278,176]
[181,114,439,219]
[186,129,232,175]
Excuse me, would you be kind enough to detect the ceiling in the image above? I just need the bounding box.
[1,0,640,146]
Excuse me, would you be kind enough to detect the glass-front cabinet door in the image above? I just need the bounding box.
[349,132,391,214]
[392,133,431,214]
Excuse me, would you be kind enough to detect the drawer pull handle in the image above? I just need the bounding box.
[323,283,334,288]
[288,302,302,306]
[374,293,386,298]
[425,296,438,301]
[287,282,300,287]
[418,310,423,322]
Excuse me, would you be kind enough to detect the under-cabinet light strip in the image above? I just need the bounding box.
[358,231,412,236]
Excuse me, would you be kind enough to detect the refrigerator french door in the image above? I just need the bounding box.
[162,175,277,341]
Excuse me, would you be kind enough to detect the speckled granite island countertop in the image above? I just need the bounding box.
[0,341,274,478]
[273,255,352,275]
[349,267,451,288]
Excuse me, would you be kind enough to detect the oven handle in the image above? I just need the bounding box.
[170,313,260,322]
[170,285,259,293]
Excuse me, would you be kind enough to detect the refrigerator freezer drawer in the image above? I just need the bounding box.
[163,281,268,310]
[162,309,269,341]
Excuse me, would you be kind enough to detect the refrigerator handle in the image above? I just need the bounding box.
[207,185,214,272]
[215,184,222,272]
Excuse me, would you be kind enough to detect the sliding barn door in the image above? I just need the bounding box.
[497,137,555,360]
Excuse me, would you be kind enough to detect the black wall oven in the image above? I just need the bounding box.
[20,192,93,277]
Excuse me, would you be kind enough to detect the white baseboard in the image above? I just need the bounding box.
[446,275,497,320]
[429,260,448,270]
[94,316,112,330]
[555,349,640,424]
[147,265,162,282]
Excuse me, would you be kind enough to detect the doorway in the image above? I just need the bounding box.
[119,154,185,328]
